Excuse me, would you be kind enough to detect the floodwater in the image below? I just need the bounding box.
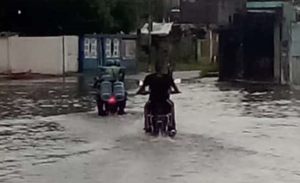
[0,76,139,119]
[1,77,300,183]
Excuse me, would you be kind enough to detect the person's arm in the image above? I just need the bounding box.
[167,62,173,77]
[169,76,181,93]
[93,71,103,89]
[93,77,103,89]
[136,76,149,95]
[93,79,99,88]
[119,67,126,81]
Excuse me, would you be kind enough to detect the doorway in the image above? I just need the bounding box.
[243,12,276,81]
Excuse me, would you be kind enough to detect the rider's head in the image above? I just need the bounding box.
[114,60,121,67]
[155,61,163,74]
[104,60,114,66]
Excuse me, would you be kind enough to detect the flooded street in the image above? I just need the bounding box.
[1,77,300,183]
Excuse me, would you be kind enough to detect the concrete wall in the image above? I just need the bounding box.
[282,2,296,84]
[0,38,9,73]
[290,22,300,85]
[0,36,78,75]
[274,17,281,83]
[9,37,63,74]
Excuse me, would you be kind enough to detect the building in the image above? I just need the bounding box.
[219,1,298,85]
[179,0,246,26]
[80,34,138,74]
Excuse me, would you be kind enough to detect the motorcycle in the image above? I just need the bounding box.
[147,100,174,137]
[136,64,181,136]
[137,84,180,137]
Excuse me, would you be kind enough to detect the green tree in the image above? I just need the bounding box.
[0,0,148,35]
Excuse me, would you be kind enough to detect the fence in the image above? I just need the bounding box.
[0,36,78,75]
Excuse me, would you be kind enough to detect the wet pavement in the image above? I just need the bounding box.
[1,76,300,183]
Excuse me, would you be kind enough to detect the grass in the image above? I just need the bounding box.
[197,62,219,78]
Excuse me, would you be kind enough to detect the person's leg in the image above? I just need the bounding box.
[96,94,105,116]
[166,99,176,130]
[144,101,151,132]
[118,92,127,115]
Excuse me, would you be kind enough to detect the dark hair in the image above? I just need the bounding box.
[104,60,114,66]
[115,60,121,67]
[155,62,163,73]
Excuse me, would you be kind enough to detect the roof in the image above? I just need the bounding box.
[141,22,174,36]
[247,1,285,9]
[247,9,276,14]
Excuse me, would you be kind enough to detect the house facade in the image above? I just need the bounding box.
[219,1,298,85]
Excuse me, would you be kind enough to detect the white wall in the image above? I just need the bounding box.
[0,38,9,73]
[9,37,63,74]
[0,36,79,75]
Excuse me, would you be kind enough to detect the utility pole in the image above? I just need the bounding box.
[148,0,153,72]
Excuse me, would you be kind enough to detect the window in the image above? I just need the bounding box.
[105,39,112,58]
[84,38,98,59]
[122,40,136,60]
[112,38,120,58]
[84,38,90,59]
[90,38,98,59]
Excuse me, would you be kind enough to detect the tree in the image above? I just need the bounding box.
[0,0,148,35]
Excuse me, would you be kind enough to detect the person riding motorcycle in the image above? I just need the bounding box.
[136,62,180,134]
[94,59,126,116]
[98,59,125,82]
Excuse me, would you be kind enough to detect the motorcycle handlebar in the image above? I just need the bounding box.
[137,91,181,95]
[170,91,181,94]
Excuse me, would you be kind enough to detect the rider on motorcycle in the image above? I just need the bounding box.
[94,59,126,116]
[136,61,180,133]
[98,59,125,82]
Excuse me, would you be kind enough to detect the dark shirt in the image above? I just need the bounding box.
[143,73,174,102]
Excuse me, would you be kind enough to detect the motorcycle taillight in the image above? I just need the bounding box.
[108,96,116,104]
